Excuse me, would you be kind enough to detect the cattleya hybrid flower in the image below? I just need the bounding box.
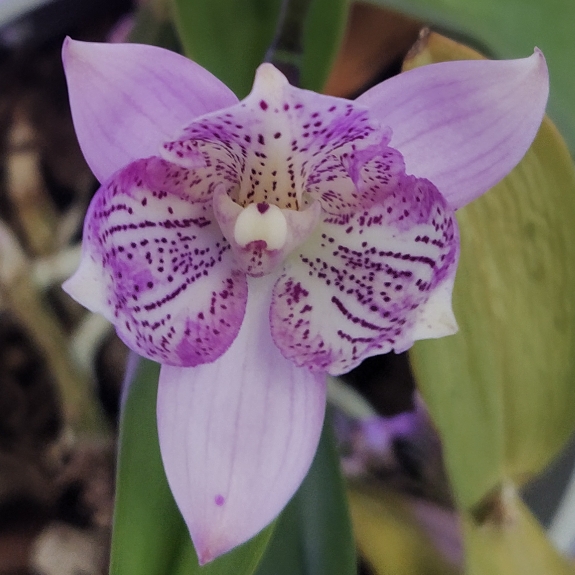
[62,38,548,563]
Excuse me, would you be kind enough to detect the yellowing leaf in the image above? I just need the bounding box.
[464,488,574,575]
[348,486,459,575]
[407,33,575,509]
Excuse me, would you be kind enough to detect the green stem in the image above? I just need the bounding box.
[265,0,314,86]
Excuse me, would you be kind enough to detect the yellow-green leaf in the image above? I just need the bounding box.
[348,485,459,575]
[464,488,574,575]
[407,33,575,509]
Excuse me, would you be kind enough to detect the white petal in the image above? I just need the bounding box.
[271,176,459,374]
[64,157,247,366]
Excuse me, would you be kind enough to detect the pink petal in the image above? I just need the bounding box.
[62,38,238,183]
[63,157,247,366]
[157,273,327,564]
[305,129,407,215]
[357,50,548,209]
[271,176,459,375]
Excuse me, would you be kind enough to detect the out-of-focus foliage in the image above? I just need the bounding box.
[362,0,575,152]
[172,0,348,96]
[407,31,575,575]
[348,486,459,575]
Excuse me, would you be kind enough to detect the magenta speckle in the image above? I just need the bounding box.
[257,202,270,214]
[215,494,225,506]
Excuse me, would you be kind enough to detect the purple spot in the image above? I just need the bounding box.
[257,202,270,214]
[215,494,225,506]
[259,100,268,110]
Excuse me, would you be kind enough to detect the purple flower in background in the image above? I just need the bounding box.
[62,38,548,563]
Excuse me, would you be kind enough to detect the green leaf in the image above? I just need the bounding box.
[171,0,281,97]
[128,3,181,52]
[359,0,575,152]
[254,412,357,575]
[110,357,274,575]
[110,359,182,575]
[464,489,575,575]
[171,0,348,96]
[407,34,575,509]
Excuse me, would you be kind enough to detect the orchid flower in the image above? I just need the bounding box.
[62,38,548,563]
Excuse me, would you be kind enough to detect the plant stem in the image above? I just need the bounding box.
[265,0,314,86]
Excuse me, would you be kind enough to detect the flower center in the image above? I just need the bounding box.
[212,184,321,277]
[233,202,288,250]
[161,63,392,276]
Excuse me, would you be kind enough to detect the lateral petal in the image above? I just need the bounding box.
[357,50,549,209]
[271,176,459,375]
[63,157,247,366]
[62,38,238,183]
[157,274,327,563]
[305,130,406,215]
